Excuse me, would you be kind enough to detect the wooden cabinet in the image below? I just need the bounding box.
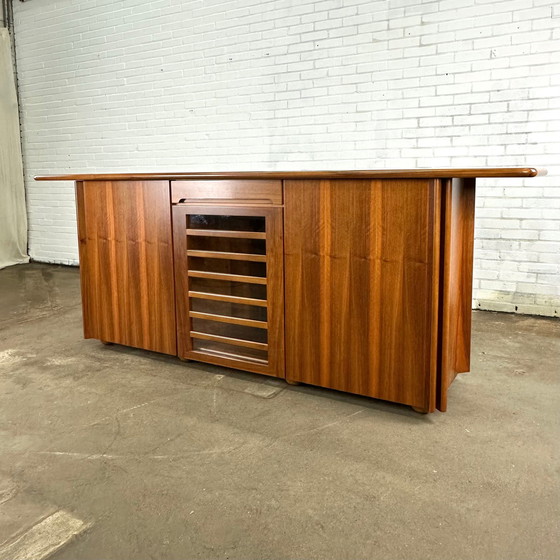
[37,168,541,413]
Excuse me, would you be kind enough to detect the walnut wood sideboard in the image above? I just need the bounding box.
[36,168,542,413]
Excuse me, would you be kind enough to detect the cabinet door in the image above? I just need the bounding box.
[76,180,177,354]
[172,205,284,378]
[284,179,441,411]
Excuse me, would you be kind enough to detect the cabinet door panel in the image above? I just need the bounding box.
[76,180,176,354]
[173,205,284,378]
[284,179,440,410]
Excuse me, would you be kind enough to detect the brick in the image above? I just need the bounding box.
[10,0,560,317]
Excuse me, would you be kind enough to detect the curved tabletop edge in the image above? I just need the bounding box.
[35,167,545,181]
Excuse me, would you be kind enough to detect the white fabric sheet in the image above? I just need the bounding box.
[0,28,28,269]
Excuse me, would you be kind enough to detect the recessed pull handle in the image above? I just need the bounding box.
[176,198,273,205]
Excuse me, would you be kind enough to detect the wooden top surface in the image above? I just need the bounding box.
[35,167,543,181]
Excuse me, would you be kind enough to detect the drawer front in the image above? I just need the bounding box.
[171,180,283,205]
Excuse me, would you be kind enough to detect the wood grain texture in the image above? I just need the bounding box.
[284,179,441,410]
[36,167,544,182]
[437,178,476,412]
[76,180,176,354]
[67,172,529,411]
[173,204,285,378]
[171,180,282,205]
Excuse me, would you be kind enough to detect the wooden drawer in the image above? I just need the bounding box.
[171,180,282,205]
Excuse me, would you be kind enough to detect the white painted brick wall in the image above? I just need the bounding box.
[12,0,560,316]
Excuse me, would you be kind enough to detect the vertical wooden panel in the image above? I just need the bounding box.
[437,178,476,411]
[77,180,176,355]
[172,207,190,360]
[284,179,440,410]
[75,181,90,338]
[265,206,286,379]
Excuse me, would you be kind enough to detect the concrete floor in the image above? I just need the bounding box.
[0,263,558,560]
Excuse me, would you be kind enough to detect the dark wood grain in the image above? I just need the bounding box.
[284,179,441,410]
[36,167,543,182]
[437,178,476,412]
[171,180,282,205]
[76,180,176,354]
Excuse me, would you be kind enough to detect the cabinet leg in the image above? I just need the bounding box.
[286,379,301,386]
[178,356,192,363]
[101,340,114,346]
[411,406,429,414]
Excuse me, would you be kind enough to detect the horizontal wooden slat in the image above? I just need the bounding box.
[189,291,267,307]
[188,349,268,366]
[190,311,267,329]
[188,270,267,284]
[186,229,266,239]
[187,250,266,262]
[185,350,271,376]
[190,331,268,351]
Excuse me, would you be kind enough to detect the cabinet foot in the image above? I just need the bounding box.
[178,357,193,363]
[101,340,114,346]
[286,379,301,386]
[411,406,429,414]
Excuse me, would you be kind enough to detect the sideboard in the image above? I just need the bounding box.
[36,168,542,413]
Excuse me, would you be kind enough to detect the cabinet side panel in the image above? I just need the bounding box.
[79,180,176,355]
[437,178,476,412]
[284,179,438,409]
[76,181,93,339]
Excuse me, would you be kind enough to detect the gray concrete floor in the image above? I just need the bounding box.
[0,263,558,560]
